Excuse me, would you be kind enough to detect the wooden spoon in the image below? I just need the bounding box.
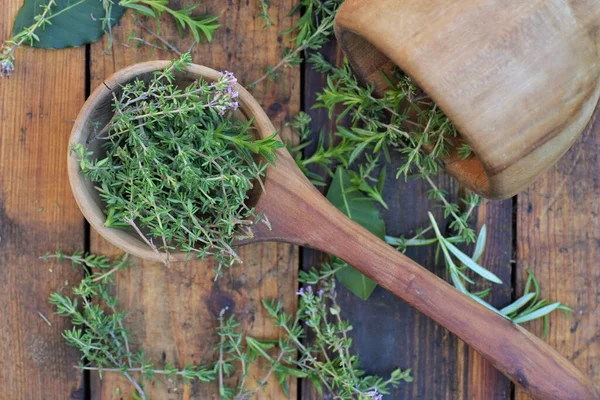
[69,62,600,400]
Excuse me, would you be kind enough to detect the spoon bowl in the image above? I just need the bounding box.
[69,62,600,400]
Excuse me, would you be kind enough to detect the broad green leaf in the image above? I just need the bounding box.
[326,167,385,300]
[333,258,377,301]
[327,167,385,238]
[12,0,125,49]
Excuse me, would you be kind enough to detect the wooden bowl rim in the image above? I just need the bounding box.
[68,61,275,263]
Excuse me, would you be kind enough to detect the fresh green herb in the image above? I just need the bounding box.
[325,167,384,299]
[72,54,283,274]
[220,261,413,399]
[118,0,220,43]
[385,214,572,337]
[43,250,216,400]
[1,0,56,78]
[258,0,274,29]
[2,0,219,77]
[45,251,412,399]
[249,0,342,87]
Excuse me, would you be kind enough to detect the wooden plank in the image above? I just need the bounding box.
[515,102,600,399]
[301,40,513,398]
[0,2,86,398]
[455,197,513,400]
[88,2,299,398]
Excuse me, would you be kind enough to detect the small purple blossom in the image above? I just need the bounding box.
[219,70,237,84]
[366,390,383,400]
[0,59,14,78]
[296,287,305,296]
[317,289,324,297]
[210,70,240,115]
[306,285,313,292]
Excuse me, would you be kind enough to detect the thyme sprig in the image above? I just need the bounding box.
[1,0,57,77]
[261,260,413,399]
[258,0,275,29]
[118,0,220,43]
[43,250,216,400]
[73,54,283,272]
[45,251,412,399]
[249,0,342,88]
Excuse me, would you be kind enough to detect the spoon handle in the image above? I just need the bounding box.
[310,210,599,400]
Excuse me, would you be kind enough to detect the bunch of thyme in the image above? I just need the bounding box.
[73,54,283,272]
[45,251,411,399]
[259,260,413,399]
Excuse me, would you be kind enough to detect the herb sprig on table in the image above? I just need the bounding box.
[1,0,220,78]
[73,54,282,273]
[44,251,412,399]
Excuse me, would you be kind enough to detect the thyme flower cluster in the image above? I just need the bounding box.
[73,54,283,271]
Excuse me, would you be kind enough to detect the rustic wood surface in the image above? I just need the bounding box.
[515,100,600,399]
[0,2,86,399]
[0,0,598,399]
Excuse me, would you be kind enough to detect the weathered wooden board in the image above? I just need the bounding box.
[515,102,600,399]
[301,40,513,399]
[88,2,300,399]
[0,1,86,398]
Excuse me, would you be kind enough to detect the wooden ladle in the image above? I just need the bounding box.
[69,62,600,400]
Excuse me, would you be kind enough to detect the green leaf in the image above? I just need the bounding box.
[512,302,562,324]
[278,365,309,378]
[326,167,385,300]
[443,239,503,284]
[472,224,486,263]
[121,3,155,17]
[327,168,385,238]
[500,293,535,316]
[12,0,125,49]
[333,259,377,301]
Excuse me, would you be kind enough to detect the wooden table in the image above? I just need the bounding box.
[1,2,598,399]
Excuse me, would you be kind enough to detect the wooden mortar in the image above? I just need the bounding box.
[334,0,600,199]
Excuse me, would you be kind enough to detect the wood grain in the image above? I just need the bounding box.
[455,197,513,400]
[87,2,299,398]
[516,100,600,399]
[0,1,86,398]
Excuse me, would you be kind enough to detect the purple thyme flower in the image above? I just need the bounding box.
[210,70,240,115]
[366,390,383,400]
[306,285,313,292]
[318,289,324,296]
[296,287,305,296]
[0,59,14,78]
